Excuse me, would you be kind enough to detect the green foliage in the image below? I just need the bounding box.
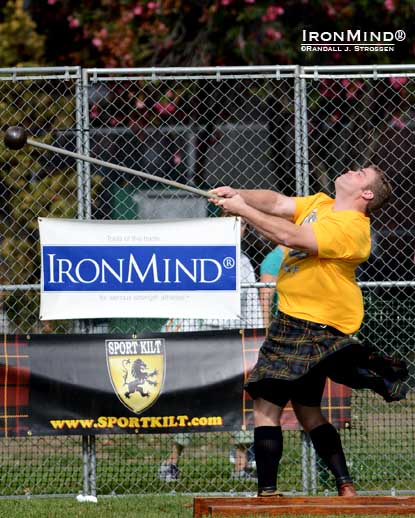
[0,0,45,67]
[0,3,47,332]
[0,3,80,332]
[0,0,101,332]
[0,169,79,331]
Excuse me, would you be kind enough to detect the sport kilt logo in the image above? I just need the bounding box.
[105,339,165,414]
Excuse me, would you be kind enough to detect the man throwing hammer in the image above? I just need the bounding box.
[210,165,408,497]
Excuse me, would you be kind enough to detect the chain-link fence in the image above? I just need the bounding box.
[0,65,414,498]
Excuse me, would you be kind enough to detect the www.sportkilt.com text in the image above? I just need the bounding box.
[50,415,224,431]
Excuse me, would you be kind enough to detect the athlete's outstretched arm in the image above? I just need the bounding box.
[209,186,296,221]
[210,193,317,255]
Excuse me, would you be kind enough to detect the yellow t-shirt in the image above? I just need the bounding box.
[277,193,371,334]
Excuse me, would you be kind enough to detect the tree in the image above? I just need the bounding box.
[0,0,45,67]
[0,1,91,332]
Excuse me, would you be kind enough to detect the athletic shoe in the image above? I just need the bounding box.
[257,486,283,497]
[338,482,357,496]
[158,462,179,482]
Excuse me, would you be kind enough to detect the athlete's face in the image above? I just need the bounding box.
[335,167,377,197]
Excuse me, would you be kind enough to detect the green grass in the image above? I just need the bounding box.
[0,495,192,518]
[1,495,415,518]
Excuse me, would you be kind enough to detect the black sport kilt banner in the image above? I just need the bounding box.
[0,331,351,437]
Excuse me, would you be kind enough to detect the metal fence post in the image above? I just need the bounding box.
[294,65,304,196]
[81,67,92,220]
[299,69,310,196]
[82,435,90,496]
[301,431,309,494]
[74,68,85,220]
[89,435,97,497]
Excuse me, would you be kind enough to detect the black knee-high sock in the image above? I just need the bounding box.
[309,423,352,487]
[254,426,283,490]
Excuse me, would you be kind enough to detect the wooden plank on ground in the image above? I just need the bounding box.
[208,503,415,516]
[193,496,415,517]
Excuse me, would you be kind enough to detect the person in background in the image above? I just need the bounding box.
[163,218,263,332]
[158,217,263,482]
[259,247,285,328]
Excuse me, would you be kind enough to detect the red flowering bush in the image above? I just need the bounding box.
[28,0,414,67]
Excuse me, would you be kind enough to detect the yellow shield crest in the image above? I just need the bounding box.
[105,338,165,414]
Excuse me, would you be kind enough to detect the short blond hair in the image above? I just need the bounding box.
[365,164,392,213]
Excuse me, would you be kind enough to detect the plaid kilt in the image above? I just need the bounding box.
[245,312,408,403]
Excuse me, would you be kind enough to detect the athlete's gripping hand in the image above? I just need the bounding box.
[209,193,248,218]
[223,194,249,215]
[208,186,239,199]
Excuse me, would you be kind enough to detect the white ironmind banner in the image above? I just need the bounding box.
[39,218,241,320]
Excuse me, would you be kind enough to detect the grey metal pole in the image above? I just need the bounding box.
[294,66,304,196]
[25,137,221,201]
[81,68,92,220]
[301,431,309,494]
[300,73,310,196]
[310,440,317,494]
[89,435,97,497]
[74,68,85,220]
[82,435,90,496]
